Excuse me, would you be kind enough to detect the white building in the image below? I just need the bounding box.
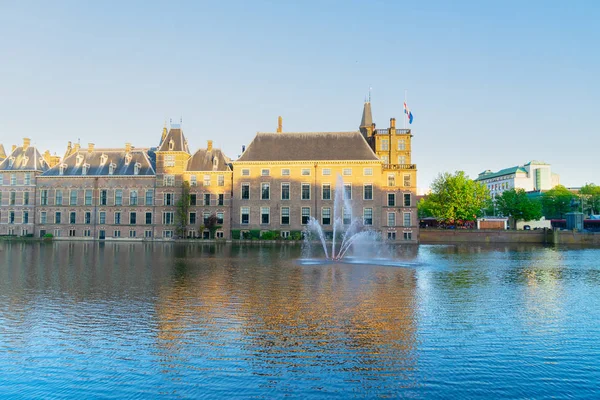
[475,161,560,198]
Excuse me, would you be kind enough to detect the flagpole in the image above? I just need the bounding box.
[404,90,407,130]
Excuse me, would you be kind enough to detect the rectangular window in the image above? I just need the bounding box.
[70,190,78,206]
[241,183,250,200]
[190,175,197,186]
[163,212,174,225]
[388,212,396,227]
[241,207,250,224]
[204,193,211,206]
[0,174,3,185]
[9,211,15,224]
[144,230,152,238]
[388,174,395,187]
[10,191,15,205]
[41,189,48,205]
[99,211,106,224]
[398,156,406,165]
[100,189,107,205]
[404,174,411,187]
[114,212,121,225]
[322,184,331,200]
[241,169,250,176]
[387,232,396,240]
[56,190,63,205]
[145,212,152,224]
[23,211,29,224]
[130,212,136,225]
[115,189,123,206]
[204,175,211,186]
[164,175,175,186]
[281,207,290,225]
[114,230,121,238]
[382,155,389,164]
[216,212,224,224]
[24,173,31,185]
[261,207,270,224]
[85,189,92,206]
[40,211,47,224]
[388,193,396,206]
[363,184,373,200]
[261,183,270,200]
[403,212,411,227]
[190,193,197,206]
[69,229,76,237]
[85,212,91,224]
[322,208,331,225]
[344,184,352,200]
[404,193,411,207]
[83,229,91,237]
[343,208,351,225]
[163,230,173,238]
[129,230,136,238]
[55,212,61,224]
[165,155,175,167]
[363,208,373,225]
[23,192,29,205]
[363,168,373,176]
[301,207,310,225]
[398,139,406,150]
[343,168,352,176]
[145,189,154,206]
[261,169,270,176]
[301,183,310,200]
[301,169,310,176]
[164,193,174,206]
[203,212,210,225]
[281,169,290,176]
[218,194,224,206]
[381,139,389,151]
[189,212,197,225]
[322,168,331,176]
[217,175,224,186]
[281,183,290,200]
[404,232,412,240]
[129,190,138,206]
[10,174,16,186]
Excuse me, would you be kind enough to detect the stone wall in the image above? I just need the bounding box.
[419,229,550,244]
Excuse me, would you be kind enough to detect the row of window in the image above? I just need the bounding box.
[164,174,226,187]
[380,155,408,165]
[0,191,32,205]
[36,210,225,225]
[241,168,374,177]
[379,138,407,151]
[59,161,142,176]
[0,173,32,186]
[238,206,412,227]
[45,228,225,239]
[241,183,376,201]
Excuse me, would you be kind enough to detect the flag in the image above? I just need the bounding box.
[404,102,413,124]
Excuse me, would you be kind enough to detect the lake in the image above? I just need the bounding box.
[1,242,599,398]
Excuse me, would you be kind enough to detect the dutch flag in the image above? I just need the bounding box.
[404,102,413,124]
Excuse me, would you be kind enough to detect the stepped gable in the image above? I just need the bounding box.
[0,139,49,171]
[237,131,379,162]
[42,145,155,176]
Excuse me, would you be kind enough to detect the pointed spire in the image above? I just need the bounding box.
[360,101,373,129]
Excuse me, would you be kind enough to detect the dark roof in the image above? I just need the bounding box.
[360,102,373,128]
[237,132,379,162]
[476,166,528,181]
[157,128,190,153]
[0,145,49,171]
[187,148,231,171]
[42,148,155,177]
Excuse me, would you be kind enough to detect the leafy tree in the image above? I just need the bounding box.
[174,181,191,238]
[495,189,542,227]
[417,196,435,218]
[203,213,222,239]
[541,185,576,219]
[580,183,600,215]
[426,171,490,222]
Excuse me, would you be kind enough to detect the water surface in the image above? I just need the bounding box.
[1,242,599,398]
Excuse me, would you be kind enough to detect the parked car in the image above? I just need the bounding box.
[523,225,531,230]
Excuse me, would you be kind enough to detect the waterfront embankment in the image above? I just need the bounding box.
[419,229,600,245]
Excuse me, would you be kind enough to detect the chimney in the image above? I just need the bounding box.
[277,116,282,133]
[23,138,31,150]
[390,118,396,129]
[12,145,17,152]
[125,143,132,153]
[67,141,72,150]
[88,143,95,153]
[74,143,81,152]
[207,140,213,151]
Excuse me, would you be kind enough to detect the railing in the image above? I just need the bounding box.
[375,129,411,135]
[383,164,416,170]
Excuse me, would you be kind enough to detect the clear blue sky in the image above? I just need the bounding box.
[1,0,598,188]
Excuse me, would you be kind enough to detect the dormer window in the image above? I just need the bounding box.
[134,162,141,175]
[109,162,116,175]
[59,163,67,175]
[22,156,29,165]
[125,153,132,165]
[82,163,89,175]
[76,154,84,166]
[8,157,14,167]
[169,139,174,151]
[100,154,108,165]
[212,157,219,171]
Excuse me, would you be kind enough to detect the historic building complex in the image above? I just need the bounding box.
[475,161,560,198]
[0,102,419,242]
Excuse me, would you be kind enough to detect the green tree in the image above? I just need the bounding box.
[580,183,600,215]
[495,189,542,228]
[541,185,576,219]
[204,213,222,239]
[417,196,435,218]
[426,171,490,222]
[174,181,191,238]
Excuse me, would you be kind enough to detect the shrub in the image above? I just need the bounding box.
[290,231,303,241]
[260,230,280,240]
[231,230,241,240]
[43,233,54,238]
